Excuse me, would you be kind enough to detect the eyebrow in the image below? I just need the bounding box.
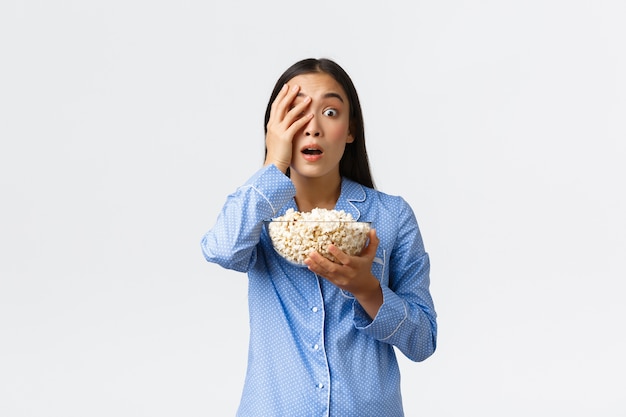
[297,92,345,103]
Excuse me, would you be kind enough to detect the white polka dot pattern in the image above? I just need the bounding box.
[201,164,437,416]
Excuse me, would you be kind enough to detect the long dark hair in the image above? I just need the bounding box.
[264,58,375,189]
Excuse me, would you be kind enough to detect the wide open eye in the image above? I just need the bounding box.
[323,108,338,117]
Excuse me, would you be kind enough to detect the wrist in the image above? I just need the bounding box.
[264,159,289,174]
[352,277,383,320]
[353,276,382,302]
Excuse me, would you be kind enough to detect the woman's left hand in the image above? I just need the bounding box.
[304,229,383,319]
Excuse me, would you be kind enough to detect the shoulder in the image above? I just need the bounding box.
[363,183,412,211]
[343,178,415,221]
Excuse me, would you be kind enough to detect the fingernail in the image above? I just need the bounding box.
[291,85,299,92]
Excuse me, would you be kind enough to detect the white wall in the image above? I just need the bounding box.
[1,1,624,415]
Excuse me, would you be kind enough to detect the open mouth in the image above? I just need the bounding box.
[301,145,323,155]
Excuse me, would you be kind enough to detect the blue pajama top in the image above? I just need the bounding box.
[201,164,437,417]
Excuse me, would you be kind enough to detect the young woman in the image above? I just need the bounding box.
[201,58,437,416]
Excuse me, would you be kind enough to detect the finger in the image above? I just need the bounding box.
[281,95,311,127]
[303,252,324,274]
[285,112,314,137]
[275,84,301,119]
[305,251,338,274]
[269,84,290,119]
[327,244,350,266]
[269,84,299,124]
[287,95,312,117]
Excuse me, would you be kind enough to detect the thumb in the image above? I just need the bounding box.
[361,228,379,257]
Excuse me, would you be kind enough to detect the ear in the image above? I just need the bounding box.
[347,120,356,143]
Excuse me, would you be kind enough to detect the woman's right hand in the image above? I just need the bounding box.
[264,84,313,173]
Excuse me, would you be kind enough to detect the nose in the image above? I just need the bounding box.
[304,118,321,137]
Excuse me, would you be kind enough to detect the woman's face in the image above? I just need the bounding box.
[286,72,353,181]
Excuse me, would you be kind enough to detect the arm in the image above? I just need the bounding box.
[354,202,437,362]
[200,165,295,272]
[201,83,310,271]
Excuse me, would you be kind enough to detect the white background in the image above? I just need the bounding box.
[1,1,625,416]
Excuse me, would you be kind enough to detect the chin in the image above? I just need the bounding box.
[291,166,337,181]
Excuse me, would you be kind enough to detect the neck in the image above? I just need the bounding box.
[291,172,342,213]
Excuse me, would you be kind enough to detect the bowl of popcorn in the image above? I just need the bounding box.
[267,208,371,266]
